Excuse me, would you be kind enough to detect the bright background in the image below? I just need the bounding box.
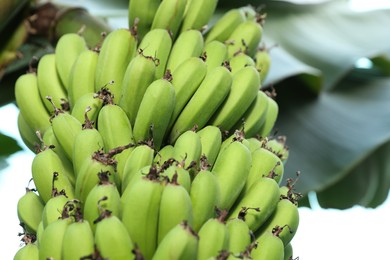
[2,0,390,259]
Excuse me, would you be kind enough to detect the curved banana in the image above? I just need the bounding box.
[42,194,69,229]
[119,52,157,126]
[17,188,44,235]
[226,212,252,257]
[168,65,232,143]
[258,92,279,138]
[37,54,68,113]
[17,112,40,153]
[95,28,137,103]
[165,29,204,73]
[68,49,99,108]
[151,0,188,39]
[14,73,51,136]
[133,75,176,150]
[138,28,173,79]
[265,136,289,165]
[55,33,87,89]
[172,129,202,171]
[229,176,280,233]
[71,91,105,127]
[167,56,207,133]
[255,47,272,85]
[83,173,121,233]
[153,221,199,260]
[251,227,285,260]
[209,66,260,132]
[14,238,39,260]
[202,40,228,73]
[230,90,269,138]
[284,243,294,260]
[154,144,174,165]
[121,170,165,260]
[180,0,218,33]
[196,125,222,167]
[190,169,220,232]
[157,174,193,244]
[212,140,252,211]
[229,52,256,75]
[128,0,160,41]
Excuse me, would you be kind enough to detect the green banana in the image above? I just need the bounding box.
[251,227,285,260]
[95,28,137,103]
[169,65,232,143]
[55,33,88,89]
[172,129,202,171]
[70,92,105,127]
[190,169,220,232]
[202,40,228,73]
[14,73,51,136]
[244,146,284,192]
[94,208,135,260]
[36,221,44,247]
[42,193,69,229]
[17,188,44,235]
[205,8,246,44]
[160,162,192,193]
[226,210,253,257]
[37,54,68,114]
[228,52,256,75]
[209,65,260,132]
[157,174,193,244]
[151,0,188,39]
[121,143,155,193]
[128,0,160,41]
[154,144,174,165]
[196,125,222,167]
[121,169,164,260]
[246,136,264,153]
[226,19,263,58]
[32,147,75,203]
[165,29,204,73]
[68,49,99,108]
[138,28,173,79]
[231,90,269,138]
[212,140,252,211]
[133,74,176,150]
[258,91,279,138]
[265,136,289,165]
[179,0,218,33]
[167,56,207,133]
[197,209,230,260]
[83,172,121,233]
[152,221,199,260]
[14,236,39,260]
[255,47,272,85]
[17,112,40,153]
[119,51,157,126]
[230,176,281,233]
[284,243,294,260]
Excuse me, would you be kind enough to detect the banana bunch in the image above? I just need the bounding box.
[13,0,301,259]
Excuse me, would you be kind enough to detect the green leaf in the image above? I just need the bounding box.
[0,132,22,172]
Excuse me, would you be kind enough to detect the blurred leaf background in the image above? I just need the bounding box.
[1,0,390,209]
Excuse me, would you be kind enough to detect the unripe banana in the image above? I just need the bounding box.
[157,174,193,244]
[226,211,253,257]
[154,144,174,165]
[17,112,40,153]
[255,198,299,247]
[251,227,285,260]
[209,66,260,132]
[231,90,269,138]
[167,56,207,133]
[160,162,192,193]
[166,29,204,73]
[49,99,83,161]
[95,28,137,103]
[265,136,289,165]
[17,188,44,235]
[153,221,199,260]
[55,33,87,89]
[226,19,263,58]
[32,148,75,203]
[218,130,250,156]
[190,169,220,232]
[42,194,69,229]
[244,146,284,192]
[128,0,160,41]
[121,143,155,193]
[246,137,263,153]
[205,8,246,44]
[36,221,44,247]
[94,209,135,260]
[68,49,99,108]
[197,210,230,260]
[180,0,218,33]
[121,169,164,260]
[119,51,157,126]
[138,28,173,79]
[169,65,232,143]
[133,74,176,150]
[37,54,68,113]
[14,73,51,136]
[196,125,222,167]
[202,40,228,72]
[14,235,39,260]
[255,47,272,85]
[70,92,105,127]
[172,129,202,171]
[258,91,279,138]
[151,0,188,39]
[228,52,256,75]
[230,176,280,233]
[284,243,294,260]
[212,140,252,211]
[83,172,121,233]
